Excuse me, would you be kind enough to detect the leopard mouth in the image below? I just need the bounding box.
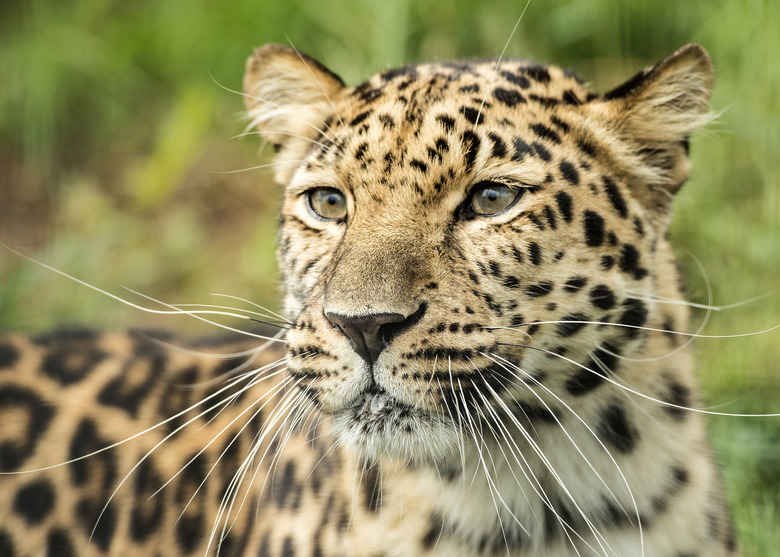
[331,388,459,466]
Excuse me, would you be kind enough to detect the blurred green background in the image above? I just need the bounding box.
[0,0,778,553]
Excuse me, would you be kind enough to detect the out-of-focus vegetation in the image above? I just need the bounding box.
[0,0,778,553]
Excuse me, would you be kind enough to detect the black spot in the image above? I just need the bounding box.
[503,276,520,289]
[589,285,616,310]
[436,115,455,132]
[130,460,165,542]
[69,419,116,490]
[619,244,649,280]
[555,191,573,223]
[525,282,553,298]
[77,498,117,552]
[577,138,597,157]
[460,106,484,125]
[559,161,579,185]
[0,342,19,368]
[500,70,531,89]
[515,402,558,425]
[528,242,542,265]
[354,141,368,160]
[511,315,525,327]
[459,84,479,93]
[378,113,395,128]
[175,454,208,554]
[598,401,638,453]
[619,298,648,338]
[461,130,480,172]
[422,515,445,549]
[526,65,551,84]
[530,124,561,144]
[565,343,620,395]
[583,211,605,246]
[0,386,55,472]
[363,466,383,513]
[355,84,383,103]
[532,142,552,161]
[512,137,533,162]
[549,115,570,133]
[381,66,417,81]
[555,313,590,337]
[489,261,501,276]
[673,466,690,487]
[40,337,108,386]
[97,335,164,416]
[275,460,300,510]
[46,529,75,557]
[600,255,615,270]
[282,537,296,557]
[410,159,428,173]
[663,378,691,420]
[602,176,628,218]
[563,89,583,105]
[543,205,557,229]
[487,132,507,158]
[13,479,56,525]
[493,87,526,107]
[563,276,587,293]
[0,530,14,557]
[350,111,371,126]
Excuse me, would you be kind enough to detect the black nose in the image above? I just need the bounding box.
[325,303,427,365]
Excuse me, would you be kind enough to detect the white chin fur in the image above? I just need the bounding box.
[331,391,460,467]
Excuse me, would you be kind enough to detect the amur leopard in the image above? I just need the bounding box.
[0,43,739,556]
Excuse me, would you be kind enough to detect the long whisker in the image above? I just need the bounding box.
[478,356,640,555]
[283,32,345,129]
[492,342,780,418]
[472,0,533,131]
[489,320,780,341]
[208,377,310,552]
[0,351,282,475]
[89,358,285,543]
[471,383,601,557]
[208,293,292,324]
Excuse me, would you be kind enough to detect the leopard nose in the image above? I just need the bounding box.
[325,303,427,365]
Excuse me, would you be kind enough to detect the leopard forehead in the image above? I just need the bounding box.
[291,59,594,200]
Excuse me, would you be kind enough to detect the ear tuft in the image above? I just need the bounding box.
[243,44,345,151]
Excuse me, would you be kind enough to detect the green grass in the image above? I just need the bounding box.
[1,0,778,553]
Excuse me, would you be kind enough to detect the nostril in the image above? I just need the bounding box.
[324,302,427,365]
[378,302,427,347]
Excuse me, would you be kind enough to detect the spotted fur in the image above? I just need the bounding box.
[0,44,738,556]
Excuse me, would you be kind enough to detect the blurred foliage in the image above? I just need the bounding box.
[0,0,778,553]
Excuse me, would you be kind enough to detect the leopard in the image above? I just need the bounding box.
[0,42,740,556]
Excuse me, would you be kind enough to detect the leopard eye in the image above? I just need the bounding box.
[470,182,520,216]
[306,188,347,221]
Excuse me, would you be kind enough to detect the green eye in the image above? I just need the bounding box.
[307,188,347,221]
[470,182,519,215]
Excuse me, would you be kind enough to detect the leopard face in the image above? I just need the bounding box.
[244,44,713,469]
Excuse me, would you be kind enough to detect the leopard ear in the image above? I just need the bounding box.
[243,43,345,156]
[592,44,713,200]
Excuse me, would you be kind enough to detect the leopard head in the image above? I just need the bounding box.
[243,43,713,467]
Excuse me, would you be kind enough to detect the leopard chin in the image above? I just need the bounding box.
[330,388,461,467]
